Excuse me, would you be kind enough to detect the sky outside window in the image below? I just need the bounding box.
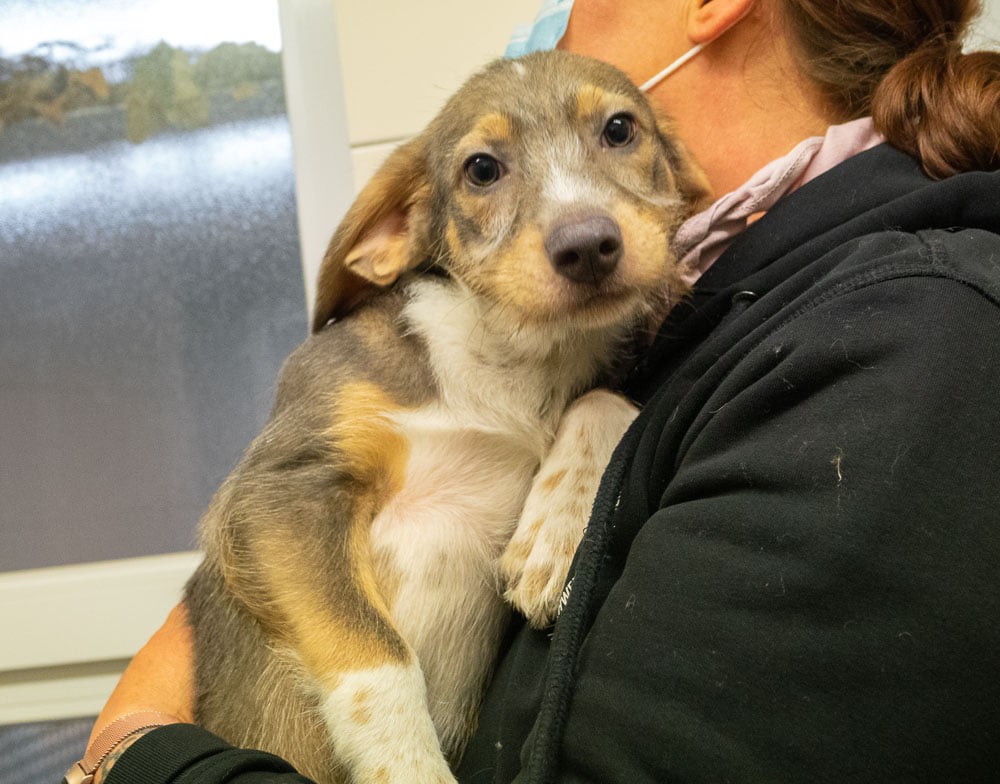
[1,0,282,67]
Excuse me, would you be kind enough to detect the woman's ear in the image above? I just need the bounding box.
[311,136,432,332]
[688,0,756,45]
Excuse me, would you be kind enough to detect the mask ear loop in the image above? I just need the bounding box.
[638,43,706,92]
[638,1,755,93]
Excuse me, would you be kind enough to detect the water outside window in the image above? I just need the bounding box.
[0,0,308,571]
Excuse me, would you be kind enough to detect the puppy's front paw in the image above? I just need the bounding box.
[501,389,638,628]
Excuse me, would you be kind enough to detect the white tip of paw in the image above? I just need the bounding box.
[501,389,638,628]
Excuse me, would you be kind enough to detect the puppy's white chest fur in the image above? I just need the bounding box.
[370,407,539,735]
[374,405,539,562]
[403,279,617,436]
[374,280,578,554]
[366,280,614,750]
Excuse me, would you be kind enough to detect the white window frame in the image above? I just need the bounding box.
[0,0,355,725]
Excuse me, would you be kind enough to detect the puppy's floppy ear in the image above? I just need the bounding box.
[655,116,713,218]
[312,136,432,332]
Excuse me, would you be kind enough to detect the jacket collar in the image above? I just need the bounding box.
[627,144,1000,396]
[697,143,1000,295]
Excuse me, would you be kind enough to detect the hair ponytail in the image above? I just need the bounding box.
[781,0,1000,179]
[873,41,1000,178]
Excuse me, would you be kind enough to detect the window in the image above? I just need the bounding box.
[0,0,307,571]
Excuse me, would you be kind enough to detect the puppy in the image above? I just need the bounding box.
[185,50,708,784]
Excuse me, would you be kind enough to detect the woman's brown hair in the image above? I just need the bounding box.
[779,0,1000,178]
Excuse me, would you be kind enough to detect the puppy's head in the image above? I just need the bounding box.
[313,51,709,333]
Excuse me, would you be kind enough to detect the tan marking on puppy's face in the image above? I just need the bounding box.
[444,218,465,262]
[444,113,518,264]
[421,52,709,331]
[472,112,514,144]
[573,83,611,121]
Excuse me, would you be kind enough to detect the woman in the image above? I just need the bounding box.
[70,1,1000,782]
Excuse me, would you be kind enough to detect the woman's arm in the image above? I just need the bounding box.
[83,604,192,783]
[77,604,311,784]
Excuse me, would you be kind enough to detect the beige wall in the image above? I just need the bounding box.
[969,0,1000,51]
[333,0,541,188]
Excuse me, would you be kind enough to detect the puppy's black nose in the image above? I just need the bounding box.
[545,215,623,285]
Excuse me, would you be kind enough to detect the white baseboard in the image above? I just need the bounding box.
[0,660,129,725]
[0,551,201,725]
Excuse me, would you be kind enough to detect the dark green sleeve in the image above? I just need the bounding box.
[105,724,314,784]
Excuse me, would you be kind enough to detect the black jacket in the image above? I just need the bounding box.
[112,144,1000,784]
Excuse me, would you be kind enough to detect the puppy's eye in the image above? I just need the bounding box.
[602,113,636,147]
[463,153,504,187]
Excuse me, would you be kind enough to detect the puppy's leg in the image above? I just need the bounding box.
[201,383,456,784]
[322,659,453,784]
[214,486,456,784]
[501,389,638,628]
[188,562,341,784]
[279,561,453,784]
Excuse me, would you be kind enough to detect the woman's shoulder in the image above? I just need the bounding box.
[817,222,1000,304]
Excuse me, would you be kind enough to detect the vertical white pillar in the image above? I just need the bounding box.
[278,0,356,327]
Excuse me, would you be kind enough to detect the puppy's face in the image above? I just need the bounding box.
[313,51,709,333]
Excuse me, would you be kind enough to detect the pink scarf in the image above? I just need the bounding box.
[673,117,885,286]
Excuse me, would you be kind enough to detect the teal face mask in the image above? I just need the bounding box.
[505,0,575,58]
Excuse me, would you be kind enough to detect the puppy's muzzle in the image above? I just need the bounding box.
[545,213,624,286]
